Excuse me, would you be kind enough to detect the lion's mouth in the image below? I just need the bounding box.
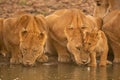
[81,58,90,65]
[23,62,36,67]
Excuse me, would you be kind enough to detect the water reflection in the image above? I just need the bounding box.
[0,60,120,80]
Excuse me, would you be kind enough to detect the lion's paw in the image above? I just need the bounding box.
[10,58,22,64]
[37,55,48,62]
[58,55,71,62]
[74,58,82,65]
[113,58,120,63]
[88,63,97,67]
[99,63,106,67]
[107,60,112,65]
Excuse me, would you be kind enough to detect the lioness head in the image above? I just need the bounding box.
[65,25,90,64]
[19,14,47,66]
[65,25,83,50]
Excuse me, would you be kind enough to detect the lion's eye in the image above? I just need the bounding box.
[81,27,86,29]
[40,32,43,35]
[81,25,87,30]
[88,43,91,45]
[39,32,45,37]
[33,50,37,52]
[76,47,80,51]
[68,27,73,30]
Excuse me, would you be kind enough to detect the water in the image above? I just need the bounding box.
[0,56,120,80]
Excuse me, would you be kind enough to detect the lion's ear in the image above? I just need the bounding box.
[16,14,30,29]
[39,31,47,40]
[19,14,29,22]
[21,28,28,36]
[19,28,27,42]
[35,15,47,31]
[80,24,88,30]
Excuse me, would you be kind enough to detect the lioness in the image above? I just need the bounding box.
[103,10,120,63]
[3,14,48,66]
[45,9,87,63]
[92,0,120,63]
[64,15,103,65]
[64,23,84,64]
[83,30,108,67]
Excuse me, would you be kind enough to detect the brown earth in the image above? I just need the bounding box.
[0,0,95,18]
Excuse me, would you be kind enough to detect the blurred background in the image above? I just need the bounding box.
[0,0,94,18]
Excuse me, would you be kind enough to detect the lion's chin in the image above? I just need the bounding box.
[22,61,36,67]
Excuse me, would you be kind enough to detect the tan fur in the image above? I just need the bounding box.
[93,0,120,63]
[103,10,120,63]
[64,15,103,65]
[64,25,83,64]
[0,18,7,57]
[3,14,48,66]
[45,9,87,63]
[83,30,108,67]
[46,8,102,65]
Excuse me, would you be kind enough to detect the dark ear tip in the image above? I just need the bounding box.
[21,28,27,34]
[22,30,27,33]
[68,27,73,29]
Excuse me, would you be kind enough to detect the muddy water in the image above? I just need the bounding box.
[0,57,120,80]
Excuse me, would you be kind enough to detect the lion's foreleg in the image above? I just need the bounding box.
[54,42,71,62]
[88,51,97,67]
[10,47,22,64]
[37,54,48,62]
[99,46,108,66]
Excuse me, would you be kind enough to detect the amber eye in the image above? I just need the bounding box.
[81,27,86,29]
[39,32,45,38]
[40,32,44,36]
[88,43,91,45]
[76,47,80,51]
[68,27,73,30]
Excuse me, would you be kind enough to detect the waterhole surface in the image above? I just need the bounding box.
[0,56,120,80]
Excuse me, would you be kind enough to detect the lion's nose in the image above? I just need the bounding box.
[76,45,81,50]
[24,61,33,66]
[76,46,80,50]
[82,60,88,64]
